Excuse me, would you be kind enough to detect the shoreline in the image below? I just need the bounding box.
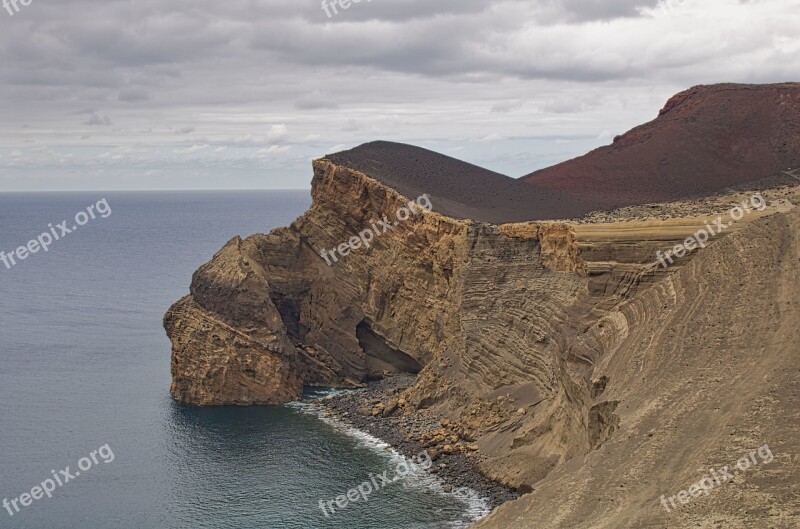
[306,375,522,515]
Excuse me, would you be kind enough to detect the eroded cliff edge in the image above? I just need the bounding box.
[474,195,800,529]
[164,157,591,409]
[164,151,800,527]
[165,153,620,481]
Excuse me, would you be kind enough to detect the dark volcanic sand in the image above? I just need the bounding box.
[309,376,521,510]
[324,141,598,223]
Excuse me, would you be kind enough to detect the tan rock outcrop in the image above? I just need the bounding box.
[164,153,800,527]
[474,199,800,529]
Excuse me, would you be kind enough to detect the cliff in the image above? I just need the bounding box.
[475,196,800,529]
[164,85,800,527]
[165,157,596,409]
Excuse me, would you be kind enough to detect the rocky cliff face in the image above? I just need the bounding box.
[164,236,305,405]
[166,153,656,489]
[165,105,800,526]
[165,159,597,411]
[474,195,800,529]
[166,160,444,401]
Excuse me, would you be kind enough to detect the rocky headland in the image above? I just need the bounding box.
[164,83,800,528]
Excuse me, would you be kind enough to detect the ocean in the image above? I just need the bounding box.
[0,191,484,529]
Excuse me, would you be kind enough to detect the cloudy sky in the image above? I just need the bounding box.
[0,0,798,191]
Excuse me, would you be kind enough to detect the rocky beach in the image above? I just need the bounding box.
[310,375,522,510]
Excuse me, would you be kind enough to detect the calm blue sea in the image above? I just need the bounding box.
[0,191,483,529]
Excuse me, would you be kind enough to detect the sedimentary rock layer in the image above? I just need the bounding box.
[164,84,800,527]
[165,158,595,413]
[475,197,800,529]
[164,160,800,525]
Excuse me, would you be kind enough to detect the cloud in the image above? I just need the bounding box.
[118,88,151,102]
[255,145,291,156]
[83,112,112,126]
[0,0,798,190]
[542,96,600,113]
[265,124,289,143]
[492,100,525,113]
[174,144,209,154]
[556,0,659,21]
[479,133,505,142]
[295,91,340,110]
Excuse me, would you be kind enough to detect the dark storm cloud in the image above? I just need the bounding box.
[0,0,673,101]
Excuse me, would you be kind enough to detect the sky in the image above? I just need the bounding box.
[0,0,798,191]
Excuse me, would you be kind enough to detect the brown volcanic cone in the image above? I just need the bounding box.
[524,83,800,207]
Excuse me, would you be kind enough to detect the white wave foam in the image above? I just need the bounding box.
[286,400,491,526]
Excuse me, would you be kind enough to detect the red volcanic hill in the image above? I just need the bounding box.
[326,84,800,222]
[523,83,800,207]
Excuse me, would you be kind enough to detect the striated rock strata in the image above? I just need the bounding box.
[165,88,800,528]
[475,197,800,529]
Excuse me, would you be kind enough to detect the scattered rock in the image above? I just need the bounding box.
[306,374,522,510]
[383,399,398,416]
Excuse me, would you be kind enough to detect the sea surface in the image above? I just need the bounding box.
[0,191,484,529]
